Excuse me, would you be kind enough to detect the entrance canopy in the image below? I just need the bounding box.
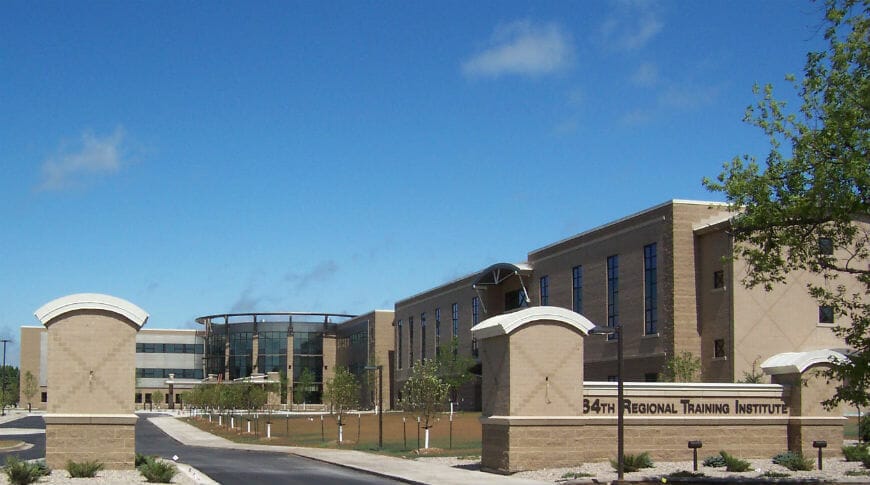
[472,262,533,288]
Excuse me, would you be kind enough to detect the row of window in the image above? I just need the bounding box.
[137,343,204,354]
[537,243,659,338]
[397,301,474,369]
[398,244,662,369]
[136,368,204,379]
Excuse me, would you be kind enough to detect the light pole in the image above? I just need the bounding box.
[0,339,10,416]
[364,365,383,449]
[589,325,624,482]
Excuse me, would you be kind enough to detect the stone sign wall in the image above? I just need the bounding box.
[472,306,846,474]
[35,294,148,469]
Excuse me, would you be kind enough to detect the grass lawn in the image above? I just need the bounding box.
[184,411,481,458]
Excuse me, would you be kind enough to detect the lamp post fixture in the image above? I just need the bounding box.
[589,325,623,482]
[364,365,383,449]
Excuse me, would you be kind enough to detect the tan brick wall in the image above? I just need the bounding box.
[481,418,790,473]
[46,310,138,414]
[731,261,848,381]
[508,323,583,416]
[45,423,135,469]
[322,334,336,387]
[480,335,510,417]
[695,229,734,382]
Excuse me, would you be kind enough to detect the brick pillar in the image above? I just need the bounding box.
[35,294,149,469]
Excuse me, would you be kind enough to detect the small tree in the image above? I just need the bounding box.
[739,357,765,384]
[662,352,701,382]
[151,390,165,409]
[294,368,316,407]
[323,367,360,443]
[22,371,37,412]
[436,337,476,405]
[400,359,450,449]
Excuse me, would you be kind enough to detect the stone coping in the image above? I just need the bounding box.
[471,306,596,340]
[787,416,847,424]
[480,415,792,426]
[583,381,785,397]
[43,413,139,425]
[35,293,149,327]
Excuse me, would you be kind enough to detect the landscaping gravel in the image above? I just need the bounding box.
[0,464,199,485]
[417,456,870,483]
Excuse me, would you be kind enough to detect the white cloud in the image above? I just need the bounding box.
[38,127,129,191]
[599,0,663,51]
[462,20,574,79]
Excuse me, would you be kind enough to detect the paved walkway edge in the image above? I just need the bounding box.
[147,416,549,485]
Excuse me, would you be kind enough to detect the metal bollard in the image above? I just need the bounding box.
[812,440,827,470]
[688,440,703,471]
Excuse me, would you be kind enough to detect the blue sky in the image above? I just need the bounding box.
[1,1,828,365]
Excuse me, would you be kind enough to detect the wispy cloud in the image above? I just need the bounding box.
[285,260,339,293]
[598,0,663,51]
[658,84,721,109]
[38,127,130,191]
[631,62,660,87]
[462,20,574,79]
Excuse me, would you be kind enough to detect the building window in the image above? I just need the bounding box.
[644,373,659,382]
[539,275,549,306]
[819,237,834,255]
[504,289,527,311]
[607,375,617,382]
[644,243,658,335]
[451,303,459,337]
[572,265,583,313]
[435,307,441,356]
[819,305,835,324]
[135,393,142,404]
[714,339,726,359]
[713,270,725,289]
[421,312,427,360]
[41,392,47,403]
[606,255,619,340]
[408,316,415,365]
[397,321,403,369]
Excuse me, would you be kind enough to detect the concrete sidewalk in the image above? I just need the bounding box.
[149,416,549,485]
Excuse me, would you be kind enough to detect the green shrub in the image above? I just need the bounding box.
[772,451,813,471]
[610,452,653,473]
[863,452,870,469]
[719,451,751,472]
[138,459,178,483]
[843,443,869,462]
[135,453,157,467]
[30,460,50,477]
[845,469,869,476]
[560,471,594,479]
[3,457,46,485]
[860,414,870,442]
[668,470,705,478]
[66,459,103,478]
[702,454,726,467]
